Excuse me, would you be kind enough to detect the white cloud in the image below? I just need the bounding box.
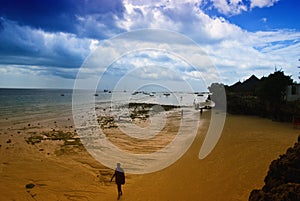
[202,28,300,83]
[209,0,280,15]
[76,0,298,87]
[0,18,96,68]
[210,0,247,15]
[2,0,299,88]
[261,17,267,23]
[202,16,245,40]
[119,0,246,42]
[250,0,279,9]
[116,0,300,85]
[0,64,75,88]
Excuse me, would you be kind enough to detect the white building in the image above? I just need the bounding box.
[286,85,300,101]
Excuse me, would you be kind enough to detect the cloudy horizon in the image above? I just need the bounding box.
[0,0,299,90]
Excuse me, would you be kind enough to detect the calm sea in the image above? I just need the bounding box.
[0,88,206,124]
[0,88,71,121]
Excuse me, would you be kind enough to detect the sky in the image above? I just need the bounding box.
[0,0,299,91]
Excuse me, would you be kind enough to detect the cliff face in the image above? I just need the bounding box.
[249,136,300,201]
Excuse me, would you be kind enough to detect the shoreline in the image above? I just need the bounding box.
[0,109,299,200]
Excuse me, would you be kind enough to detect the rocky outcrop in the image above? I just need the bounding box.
[249,136,300,201]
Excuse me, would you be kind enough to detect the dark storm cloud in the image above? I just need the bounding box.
[0,0,125,36]
[0,0,128,80]
[0,0,78,33]
[0,18,90,68]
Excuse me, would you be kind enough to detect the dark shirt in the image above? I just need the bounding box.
[113,168,125,185]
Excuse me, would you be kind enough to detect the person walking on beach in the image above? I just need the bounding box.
[110,163,125,200]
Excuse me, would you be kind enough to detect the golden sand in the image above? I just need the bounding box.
[0,111,299,201]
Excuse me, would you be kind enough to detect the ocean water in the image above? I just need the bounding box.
[0,88,72,120]
[0,88,207,123]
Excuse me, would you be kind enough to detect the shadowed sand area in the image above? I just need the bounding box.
[0,111,299,201]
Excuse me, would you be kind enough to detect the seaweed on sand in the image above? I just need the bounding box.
[25,130,83,148]
[128,102,178,120]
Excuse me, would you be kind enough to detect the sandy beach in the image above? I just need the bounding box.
[0,110,299,201]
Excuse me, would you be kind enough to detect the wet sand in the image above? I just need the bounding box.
[0,111,299,201]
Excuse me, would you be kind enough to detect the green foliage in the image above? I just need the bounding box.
[226,93,262,115]
[256,71,293,108]
[224,70,297,121]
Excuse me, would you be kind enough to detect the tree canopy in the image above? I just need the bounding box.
[256,70,293,108]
